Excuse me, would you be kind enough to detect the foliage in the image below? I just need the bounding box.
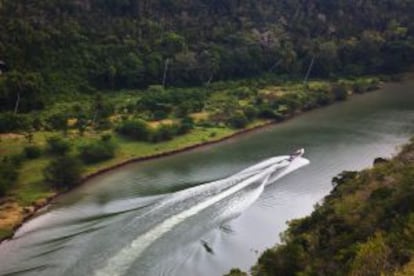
[45,112,68,131]
[332,84,348,101]
[249,140,414,276]
[0,112,31,133]
[0,0,412,100]
[44,156,83,190]
[137,87,205,119]
[116,119,150,141]
[177,116,194,135]
[0,157,19,196]
[227,112,249,129]
[46,136,71,156]
[149,124,177,143]
[78,136,116,164]
[0,71,45,113]
[23,145,42,159]
[224,268,248,276]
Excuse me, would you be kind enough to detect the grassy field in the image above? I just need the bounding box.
[0,124,248,239]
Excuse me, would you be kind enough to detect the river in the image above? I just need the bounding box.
[0,80,414,276]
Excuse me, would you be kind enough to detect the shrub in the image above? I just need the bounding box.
[24,145,42,159]
[230,86,253,99]
[0,113,31,133]
[32,117,43,131]
[46,136,71,155]
[243,106,258,121]
[177,116,194,135]
[227,112,249,129]
[95,118,112,130]
[332,84,348,101]
[150,124,177,143]
[79,138,116,164]
[352,81,368,94]
[45,112,68,131]
[152,110,168,120]
[116,119,150,141]
[258,107,284,121]
[44,156,83,190]
[0,158,19,196]
[314,91,334,106]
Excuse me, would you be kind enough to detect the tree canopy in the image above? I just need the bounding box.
[0,0,413,107]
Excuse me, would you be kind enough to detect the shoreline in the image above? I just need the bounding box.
[1,74,408,243]
[0,120,277,243]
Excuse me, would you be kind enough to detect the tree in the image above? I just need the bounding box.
[198,49,220,84]
[116,119,150,141]
[0,157,19,196]
[44,156,83,190]
[3,71,44,114]
[227,112,249,129]
[46,136,71,156]
[78,136,116,164]
[159,32,186,86]
[349,233,391,276]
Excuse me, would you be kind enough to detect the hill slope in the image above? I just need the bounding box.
[0,0,413,100]
[235,139,414,276]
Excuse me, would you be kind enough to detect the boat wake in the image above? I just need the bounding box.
[93,151,309,276]
[0,151,309,276]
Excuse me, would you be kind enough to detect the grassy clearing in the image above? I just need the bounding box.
[0,125,240,239]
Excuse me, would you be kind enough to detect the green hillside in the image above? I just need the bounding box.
[0,0,413,102]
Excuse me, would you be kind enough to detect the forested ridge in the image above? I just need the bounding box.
[0,0,414,99]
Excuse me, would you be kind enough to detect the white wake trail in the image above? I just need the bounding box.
[95,157,308,276]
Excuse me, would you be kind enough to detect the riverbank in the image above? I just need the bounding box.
[0,75,400,242]
[227,137,414,276]
[0,121,274,241]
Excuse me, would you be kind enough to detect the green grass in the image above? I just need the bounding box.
[1,126,238,206]
[0,228,13,240]
[83,126,235,174]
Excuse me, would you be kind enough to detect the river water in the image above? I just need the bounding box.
[0,80,414,276]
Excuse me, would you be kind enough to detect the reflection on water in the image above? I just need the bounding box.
[0,80,414,276]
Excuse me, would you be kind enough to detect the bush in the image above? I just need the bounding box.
[44,156,83,190]
[45,112,68,131]
[116,119,150,141]
[95,118,112,130]
[152,110,168,120]
[314,90,334,106]
[230,86,253,99]
[227,112,249,129]
[258,107,284,121]
[79,138,116,164]
[352,81,368,94]
[24,145,42,159]
[332,84,348,101]
[177,116,194,135]
[150,124,177,143]
[243,106,258,121]
[0,113,31,133]
[46,136,71,155]
[0,158,19,196]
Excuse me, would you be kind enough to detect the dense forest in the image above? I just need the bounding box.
[227,139,414,276]
[1,0,414,112]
